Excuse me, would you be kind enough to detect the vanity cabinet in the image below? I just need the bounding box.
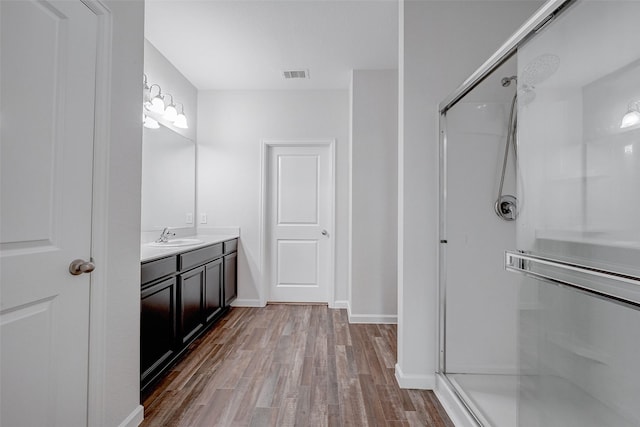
[140,238,238,395]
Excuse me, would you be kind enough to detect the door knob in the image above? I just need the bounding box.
[321,229,329,237]
[69,259,95,275]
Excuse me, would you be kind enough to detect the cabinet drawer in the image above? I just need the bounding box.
[179,243,222,271]
[142,256,177,285]
[223,239,237,254]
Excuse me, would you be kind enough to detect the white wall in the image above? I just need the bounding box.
[349,70,398,322]
[97,1,144,426]
[445,101,519,374]
[144,40,198,141]
[397,0,543,388]
[197,90,349,306]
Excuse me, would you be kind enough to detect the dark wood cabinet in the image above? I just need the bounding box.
[224,251,237,306]
[140,277,176,384]
[179,266,205,344]
[204,258,223,323]
[141,238,238,395]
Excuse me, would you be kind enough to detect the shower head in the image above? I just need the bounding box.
[521,53,560,86]
[501,76,517,87]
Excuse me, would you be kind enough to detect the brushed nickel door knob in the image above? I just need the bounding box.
[69,259,95,276]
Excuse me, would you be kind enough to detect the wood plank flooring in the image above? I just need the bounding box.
[142,305,453,427]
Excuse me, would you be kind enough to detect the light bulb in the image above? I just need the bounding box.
[143,115,159,129]
[620,109,640,129]
[162,94,177,122]
[173,112,188,129]
[149,96,165,114]
[163,104,178,122]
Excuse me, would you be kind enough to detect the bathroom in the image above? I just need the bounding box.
[2,0,639,426]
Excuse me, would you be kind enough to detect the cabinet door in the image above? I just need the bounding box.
[179,266,204,344]
[141,278,177,382]
[204,258,223,323]
[224,252,238,306]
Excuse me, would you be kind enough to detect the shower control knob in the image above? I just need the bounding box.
[494,195,518,221]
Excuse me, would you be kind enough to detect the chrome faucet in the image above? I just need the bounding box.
[155,227,176,243]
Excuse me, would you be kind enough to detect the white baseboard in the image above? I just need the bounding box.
[118,405,144,427]
[231,298,265,307]
[331,299,349,309]
[394,363,435,389]
[348,312,397,324]
[332,301,396,324]
[434,374,479,427]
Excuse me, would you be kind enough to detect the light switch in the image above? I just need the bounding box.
[185,213,193,224]
[200,213,207,224]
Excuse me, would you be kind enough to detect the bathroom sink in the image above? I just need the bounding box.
[148,238,204,247]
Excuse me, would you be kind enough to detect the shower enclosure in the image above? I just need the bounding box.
[438,1,640,425]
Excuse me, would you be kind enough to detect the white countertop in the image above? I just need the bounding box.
[140,234,239,263]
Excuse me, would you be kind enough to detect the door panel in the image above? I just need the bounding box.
[0,1,98,425]
[224,252,237,306]
[268,145,332,303]
[277,155,319,224]
[277,240,318,286]
[204,259,223,322]
[179,267,204,344]
[141,278,177,381]
[0,299,55,427]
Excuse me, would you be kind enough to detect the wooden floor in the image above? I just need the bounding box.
[142,305,453,427]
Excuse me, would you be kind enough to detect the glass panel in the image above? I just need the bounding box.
[442,56,522,426]
[141,124,196,231]
[516,1,640,426]
[517,0,640,275]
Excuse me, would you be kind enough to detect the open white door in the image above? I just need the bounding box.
[0,1,99,425]
[267,143,334,303]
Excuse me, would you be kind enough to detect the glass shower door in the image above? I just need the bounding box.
[441,57,523,427]
[513,1,640,425]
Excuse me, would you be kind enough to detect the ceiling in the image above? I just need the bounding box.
[144,0,399,91]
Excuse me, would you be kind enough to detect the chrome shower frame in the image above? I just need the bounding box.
[436,0,577,425]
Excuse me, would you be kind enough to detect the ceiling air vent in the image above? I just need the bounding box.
[283,69,309,79]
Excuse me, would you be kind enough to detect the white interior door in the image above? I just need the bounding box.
[268,144,333,303]
[0,1,98,425]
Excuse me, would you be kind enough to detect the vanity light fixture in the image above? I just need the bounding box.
[173,104,188,129]
[163,94,178,122]
[620,101,640,129]
[143,74,188,129]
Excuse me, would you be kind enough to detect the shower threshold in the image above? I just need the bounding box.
[447,373,517,427]
[446,372,637,427]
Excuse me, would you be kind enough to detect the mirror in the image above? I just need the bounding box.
[141,124,195,231]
